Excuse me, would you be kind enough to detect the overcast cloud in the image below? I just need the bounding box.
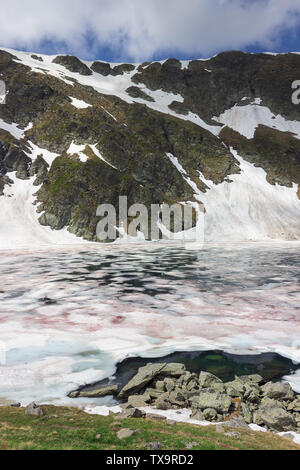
[0,0,300,60]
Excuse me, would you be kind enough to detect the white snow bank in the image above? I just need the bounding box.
[69,97,92,109]
[0,173,89,249]
[0,118,27,140]
[279,431,300,445]
[213,103,300,139]
[25,141,59,165]
[66,142,118,168]
[197,149,300,242]
[165,149,300,242]
[284,370,300,394]
[67,141,88,162]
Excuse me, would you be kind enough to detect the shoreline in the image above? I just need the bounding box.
[66,362,300,443]
[0,403,299,451]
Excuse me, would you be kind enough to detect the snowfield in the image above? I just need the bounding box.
[213,102,300,140]
[0,173,89,249]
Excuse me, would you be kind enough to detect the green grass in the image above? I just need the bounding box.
[0,406,299,451]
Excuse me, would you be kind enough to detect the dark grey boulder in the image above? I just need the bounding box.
[91,61,112,76]
[160,363,186,377]
[224,377,245,397]
[239,374,264,385]
[243,383,261,403]
[112,64,135,76]
[52,56,92,76]
[119,363,185,398]
[203,408,218,421]
[117,428,136,440]
[127,393,151,408]
[241,402,253,424]
[287,398,300,412]
[145,442,162,450]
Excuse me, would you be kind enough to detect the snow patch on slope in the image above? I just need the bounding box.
[198,149,300,241]
[166,152,204,197]
[166,150,300,242]
[69,97,92,109]
[25,141,59,165]
[137,89,220,135]
[213,103,300,139]
[0,118,28,140]
[89,144,117,169]
[67,141,88,162]
[66,142,118,168]
[0,173,88,249]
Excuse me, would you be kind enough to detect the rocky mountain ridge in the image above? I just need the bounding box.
[1,48,300,245]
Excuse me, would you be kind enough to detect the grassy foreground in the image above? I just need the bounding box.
[0,405,299,451]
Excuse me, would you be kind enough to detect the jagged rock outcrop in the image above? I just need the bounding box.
[1,48,300,242]
[132,51,300,122]
[29,155,49,186]
[70,362,300,433]
[52,55,93,76]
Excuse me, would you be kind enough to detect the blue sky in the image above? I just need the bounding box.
[21,29,300,63]
[1,1,300,62]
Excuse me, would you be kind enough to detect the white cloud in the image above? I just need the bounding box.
[0,0,300,60]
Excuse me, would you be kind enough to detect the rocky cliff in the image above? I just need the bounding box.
[1,48,300,245]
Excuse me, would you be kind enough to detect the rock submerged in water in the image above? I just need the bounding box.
[69,362,300,433]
